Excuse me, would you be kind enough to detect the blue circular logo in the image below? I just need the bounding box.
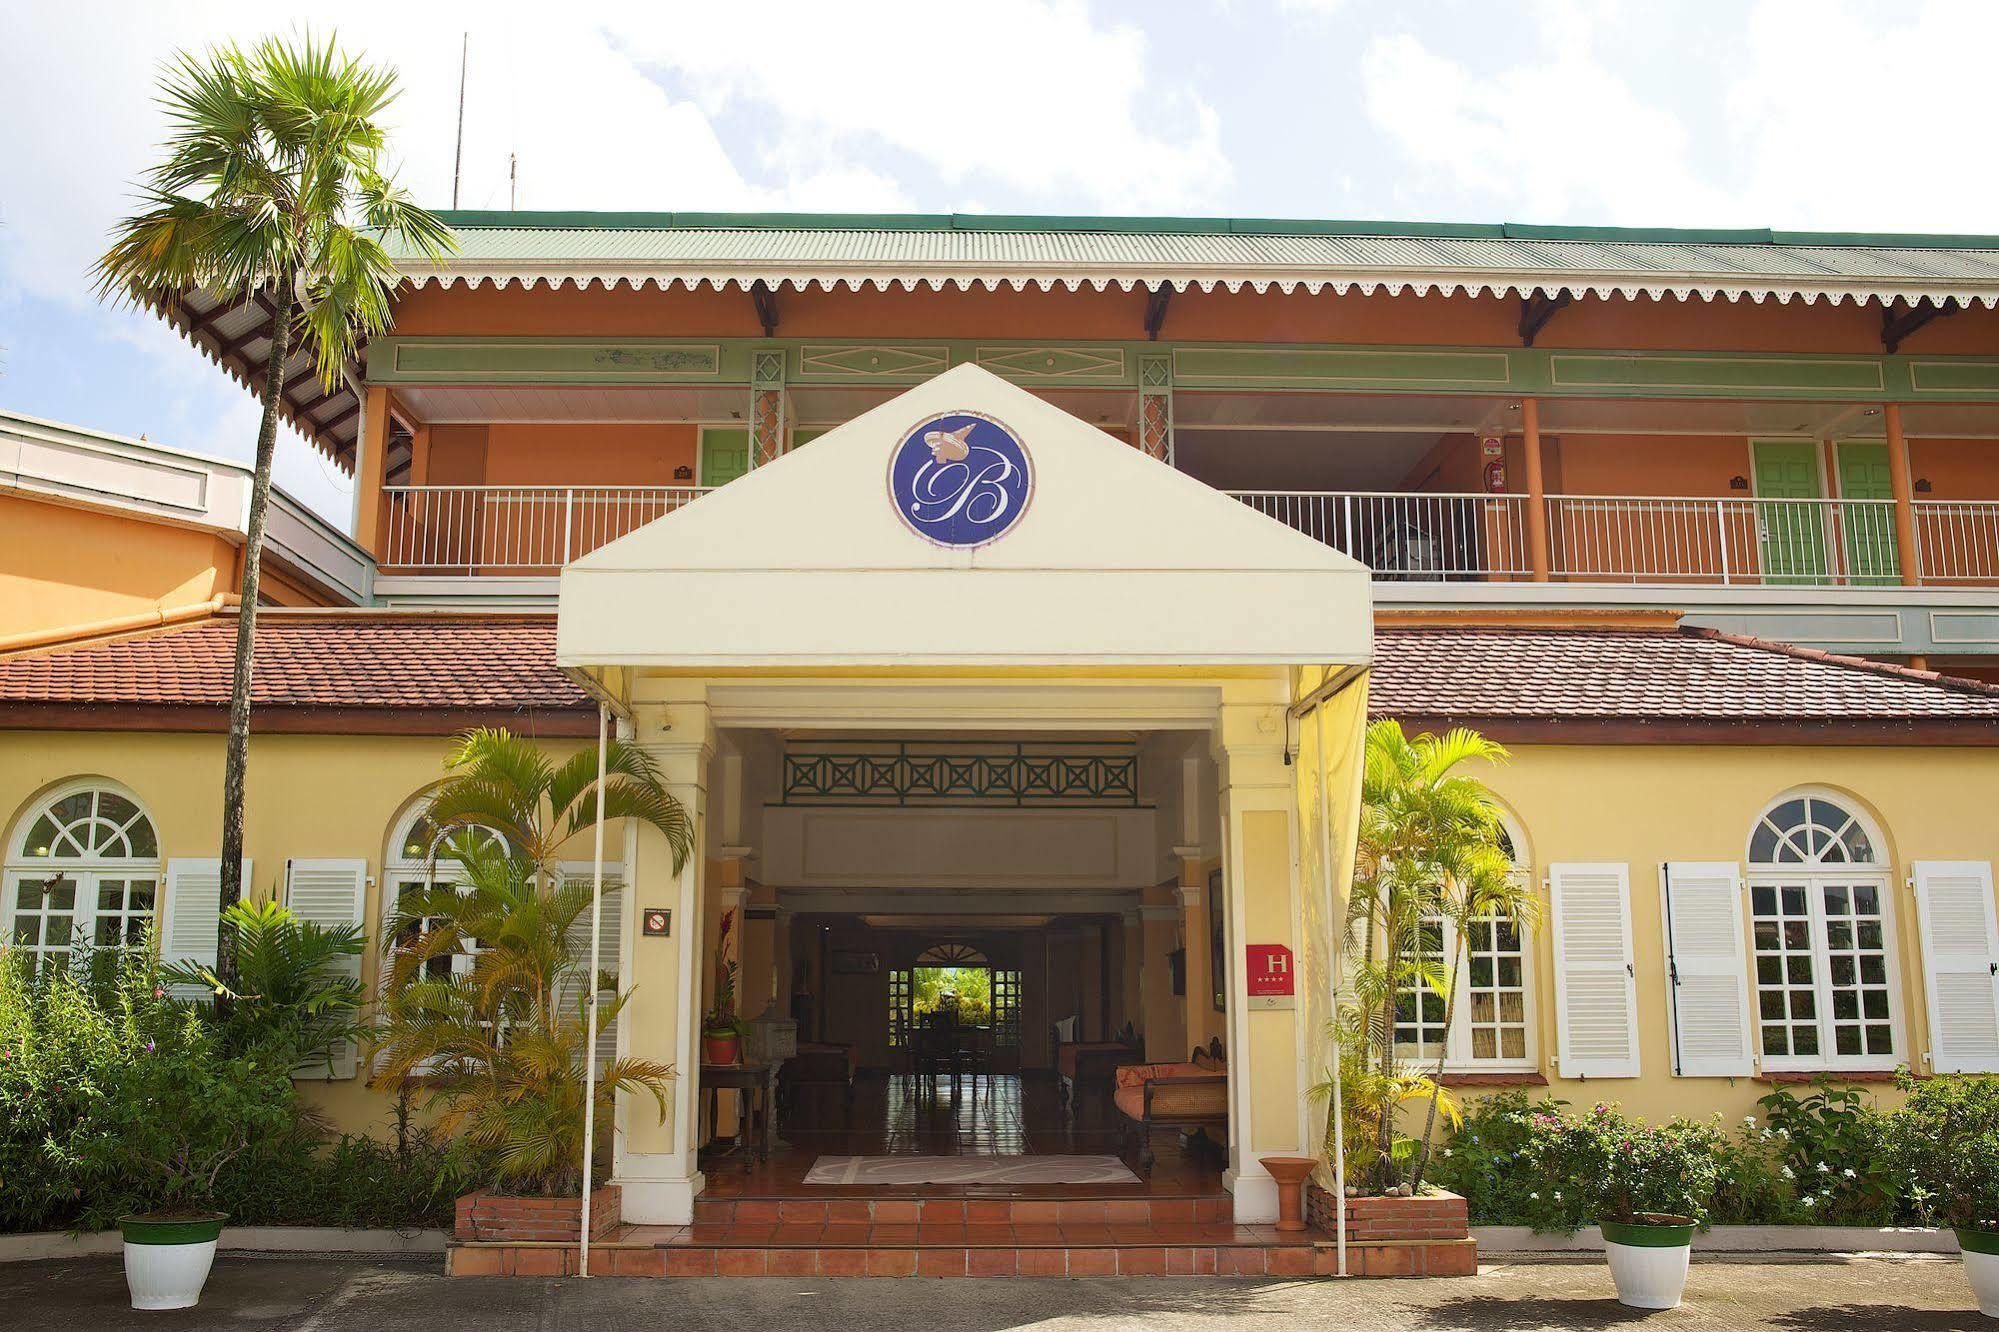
[887,410,1033,548]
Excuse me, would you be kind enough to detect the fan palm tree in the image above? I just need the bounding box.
[372,840,672,1196]
[94,33,454,971]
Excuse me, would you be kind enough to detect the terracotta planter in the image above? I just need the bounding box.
[1260,1156,1318,1233]
[702,1033,740,1065]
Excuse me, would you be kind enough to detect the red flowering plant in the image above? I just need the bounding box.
[701,910,743,1041]
[1524,1102,1726,1229]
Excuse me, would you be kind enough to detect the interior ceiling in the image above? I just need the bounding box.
[858,915,1058,930]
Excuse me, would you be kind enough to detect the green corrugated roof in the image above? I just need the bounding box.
[432,210,1999,252]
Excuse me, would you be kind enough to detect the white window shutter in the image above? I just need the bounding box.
[1662,862,1755,1077]
[1549,863,1640,1078]
[560,871,625,1073]
[158,858,246,1000]
[1911,861,1999,1074]
[284,859,369,1080]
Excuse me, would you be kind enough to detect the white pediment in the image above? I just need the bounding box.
[558,363,1370,667]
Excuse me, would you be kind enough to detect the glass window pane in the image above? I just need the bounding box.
[1749,826,1781,864]
[1835,1026,1861,1056]
[22,815,60,857]
[1866,1024,1893,1052]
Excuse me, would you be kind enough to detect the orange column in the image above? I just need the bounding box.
[1521,397,1551,582]
[354,385,393,555]
[1883,403,1922,588]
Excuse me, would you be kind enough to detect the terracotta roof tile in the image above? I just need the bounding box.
[1,614,1996,731]
[1369,624,1999,722]
[0,614,589,714]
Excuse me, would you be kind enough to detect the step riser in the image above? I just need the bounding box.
[447,1239,1478,1278]
[691,1198,1232,1227]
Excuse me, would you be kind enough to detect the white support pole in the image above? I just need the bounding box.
[578,704,610,1277]
[1316,695,1348,1277]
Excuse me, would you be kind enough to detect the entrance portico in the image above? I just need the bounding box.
[556,364,1372,1225]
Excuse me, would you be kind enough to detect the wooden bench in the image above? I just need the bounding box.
[1113,1039,1229,1171]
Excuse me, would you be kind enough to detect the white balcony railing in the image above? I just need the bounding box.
[1546,494,1908,587]
[1913,500,1999,584]
[379,485,710,573]
[1225,491,1532,579]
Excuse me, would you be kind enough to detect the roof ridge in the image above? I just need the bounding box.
[1679,625,1999,699]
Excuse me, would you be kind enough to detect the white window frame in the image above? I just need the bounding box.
[380,802,513,985]
[1391,814,1537,1074]
[1746,790,1904,1074]
[3,781,162,967]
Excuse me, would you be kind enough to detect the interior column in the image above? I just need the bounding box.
[1176,849,1214,1056]
[1213,682,1307,1224]
[1521,396,1551,582]
[616,694,713,1224]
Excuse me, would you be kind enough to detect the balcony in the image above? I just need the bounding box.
[380,485,710,574]
[1227,491,1999,587]
[378,482,1999,588]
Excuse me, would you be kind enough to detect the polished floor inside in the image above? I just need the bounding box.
[700,1071,1226,1198]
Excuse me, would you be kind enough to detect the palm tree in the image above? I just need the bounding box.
[94,34,454,969]
[372,840,672,1196]
[1342,720,1526,1192]
[419,727,695,889]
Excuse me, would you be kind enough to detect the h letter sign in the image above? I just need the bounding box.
[1245,944,1295,1010]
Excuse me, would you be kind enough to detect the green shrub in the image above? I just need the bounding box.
[1882,1071,1999,1235]
[1753,1080,1897,1226]
[215,1128,457,1230]
[1524,1103,1727,1227]
[1427,1091,1586,1230]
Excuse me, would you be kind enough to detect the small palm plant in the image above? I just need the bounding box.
[95,33,455,969]
[162,899,365,1071]
[371,840,671,1197]
[373,728,691,1196]
[1338,720,1529,1194]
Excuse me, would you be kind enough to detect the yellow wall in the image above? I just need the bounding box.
[1475,742,1999,1122]
[4,725,1997,1148]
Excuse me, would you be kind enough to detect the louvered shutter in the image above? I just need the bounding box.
[285,859,369,1080]
[1549,863,1640,1078]
[159,858,246,1000]
[1911,861,1999,1074]
[559,870,625,1072]
[1662,862,1755,1077]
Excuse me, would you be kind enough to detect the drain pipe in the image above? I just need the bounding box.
[578,704,610,1277]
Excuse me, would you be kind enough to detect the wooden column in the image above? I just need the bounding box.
[1521,396,1551,582]
[1883,403,1922,588]
[353,385,392,554]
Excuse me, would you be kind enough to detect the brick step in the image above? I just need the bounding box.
[691,1195,1232,1227]
[449,1236,1474,1279]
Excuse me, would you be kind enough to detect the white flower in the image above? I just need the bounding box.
[1781,1165,1795,1179]
[1743,1115,1757,1127]
[1816,1162,1831,1173]
[1842,1168,1856,1179]
[1802,1196,1817,1207]
[1442,1148,1453,1158]
[1529,1192,1540,1200]
[1553,1192,1563,1201]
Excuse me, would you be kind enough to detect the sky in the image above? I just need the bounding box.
[3,0,1997,530]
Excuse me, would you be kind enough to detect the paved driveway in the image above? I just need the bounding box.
[0,1253,1986,1331]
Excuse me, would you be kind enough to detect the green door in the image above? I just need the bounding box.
[1835,442,1900,585]
[699,427,750,488]
[1751,440,1828,584]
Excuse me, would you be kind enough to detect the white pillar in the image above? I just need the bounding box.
[613,696,714,1224]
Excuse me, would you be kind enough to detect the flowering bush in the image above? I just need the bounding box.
[1881,1070,1999,1234]
[1752,1080,1897,1225]
[1525,1103,1727,1227]
[1427,1092,1587,1229]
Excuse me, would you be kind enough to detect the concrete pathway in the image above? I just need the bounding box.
[0,1252,1988,1331]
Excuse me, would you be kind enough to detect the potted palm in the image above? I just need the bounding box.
[1528,1104,1724,1309]
[1884,1072,1999,1317]
[701,909,744,1065]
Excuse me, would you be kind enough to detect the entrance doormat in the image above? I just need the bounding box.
[802,1154,1142,1186]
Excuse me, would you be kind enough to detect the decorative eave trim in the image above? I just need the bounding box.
[1379,712,1999,746]
[0,702,597,737]
[393,261,1999,309]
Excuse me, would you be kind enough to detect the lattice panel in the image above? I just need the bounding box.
[781,743,1142,807]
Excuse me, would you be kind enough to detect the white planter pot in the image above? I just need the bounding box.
[119,1215,225,1311]
[1601,1221,1695,1310]
[1959,1234,1999,1318]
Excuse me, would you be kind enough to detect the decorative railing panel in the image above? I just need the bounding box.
[379,485,709,573]
[1226,490,1531,580]
[781,742,1142,807]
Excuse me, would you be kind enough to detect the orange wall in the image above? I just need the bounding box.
[417,423,698,487]
[388,281,1999,355]
[0,495,233,640]
[1911,437,1999,499]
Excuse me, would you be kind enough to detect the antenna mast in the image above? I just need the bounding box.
[451,32,468,208]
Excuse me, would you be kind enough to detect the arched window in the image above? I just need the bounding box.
[1746,791,1898,1071]
[4,783,161,968]
[1395,808,1535,1070]
[381,800,511,982]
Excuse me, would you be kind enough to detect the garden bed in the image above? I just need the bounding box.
[1305,1184,1477,1277]
[1473,1224,1956,1254]
[0,1227,448,1264]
